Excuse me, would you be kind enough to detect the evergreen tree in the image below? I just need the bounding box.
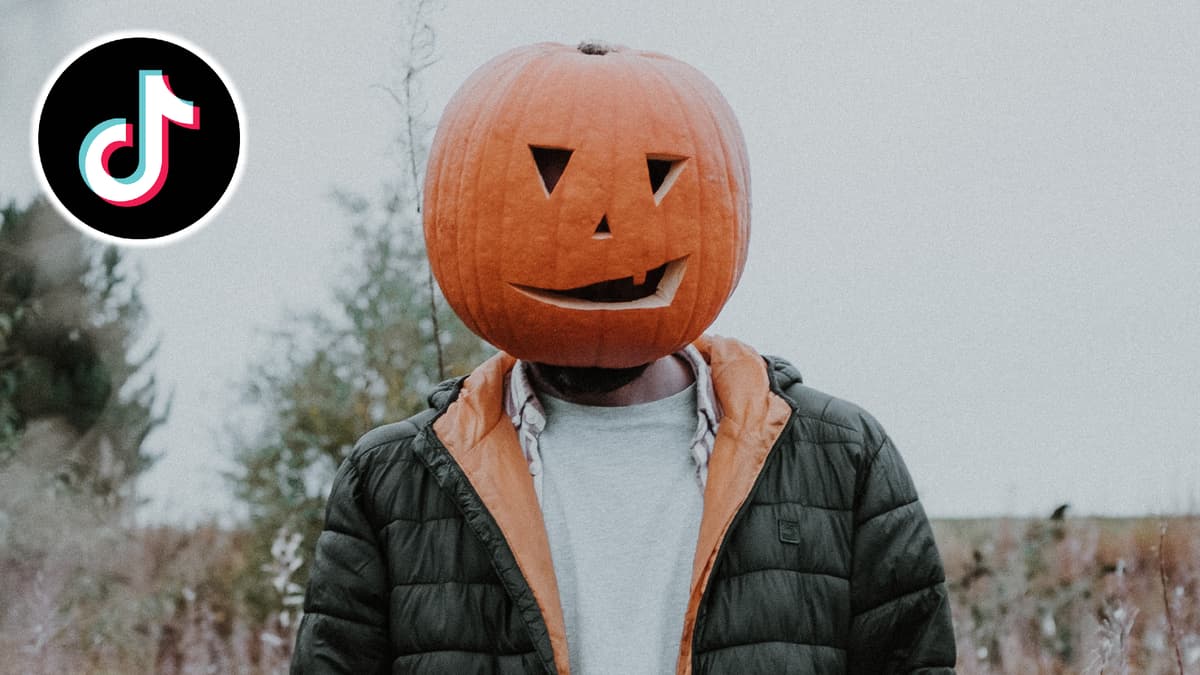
[0,196,167,504]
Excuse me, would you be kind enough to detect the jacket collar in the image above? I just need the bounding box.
[431,334,793,675]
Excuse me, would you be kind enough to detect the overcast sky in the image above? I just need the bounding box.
[2,0,1197,522]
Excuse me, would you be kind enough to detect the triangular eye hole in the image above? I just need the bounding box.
[592,215,612,240]
[647,155,688,205]
[531,146,573,196]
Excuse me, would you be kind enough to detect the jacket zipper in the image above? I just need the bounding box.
[688,416,793,670]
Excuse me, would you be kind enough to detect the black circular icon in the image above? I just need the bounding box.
[32,32,243,245]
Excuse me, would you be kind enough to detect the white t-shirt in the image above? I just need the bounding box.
[537,384,704,675]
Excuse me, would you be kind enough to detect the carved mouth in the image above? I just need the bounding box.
[511,256,688,310]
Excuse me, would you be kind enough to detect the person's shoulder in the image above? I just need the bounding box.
[344,375,467,472]
[762,353,890,457]
[338,412,433,484]
[355,411,435,456]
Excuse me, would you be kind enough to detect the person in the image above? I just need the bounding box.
[292,41,956,675]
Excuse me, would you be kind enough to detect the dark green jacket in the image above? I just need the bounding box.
[292,336,956,674]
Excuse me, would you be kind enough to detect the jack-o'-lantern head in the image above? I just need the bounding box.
[423,41,750,368]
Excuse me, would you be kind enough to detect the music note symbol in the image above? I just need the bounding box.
[78,69,200,207]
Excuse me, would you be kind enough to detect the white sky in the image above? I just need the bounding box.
[2,1,1197,522]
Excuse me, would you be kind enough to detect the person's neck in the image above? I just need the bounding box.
[528,353,695,407]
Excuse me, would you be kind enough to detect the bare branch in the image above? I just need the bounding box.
[1158,523,1185,675]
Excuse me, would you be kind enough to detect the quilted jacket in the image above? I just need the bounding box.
[291,335,956,674]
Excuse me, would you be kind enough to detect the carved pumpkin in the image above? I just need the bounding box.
[423,41,750,368]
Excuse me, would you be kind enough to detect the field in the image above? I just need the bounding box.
[1,490,1196,674]
[935,515,1199,673]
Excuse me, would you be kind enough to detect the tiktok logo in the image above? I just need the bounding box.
[33,32,243,245]
[79,70,200,207]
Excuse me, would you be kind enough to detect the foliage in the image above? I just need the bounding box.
[0,196,167,503]
[0,195,172,671]
[226,0,490,622]
[0,459,266,674]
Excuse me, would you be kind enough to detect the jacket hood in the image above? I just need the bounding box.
[763,353,803,392]
[427,375,466,410]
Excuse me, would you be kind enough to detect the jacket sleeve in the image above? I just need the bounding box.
[847,432,956,674]
[291,453,391,674]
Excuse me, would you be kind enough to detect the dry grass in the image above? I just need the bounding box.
[935,514,1200,674]
[0,463,291,675]
[2,468,1196,675]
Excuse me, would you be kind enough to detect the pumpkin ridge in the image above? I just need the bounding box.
[620,52,675,357]
[686,60,751,292]
[492,49,566,349]
[475,48,559,341]
[638,56,715,353]
[672,57,747,333]
[434,46,532,339]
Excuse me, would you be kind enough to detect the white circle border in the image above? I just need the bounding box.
[29,29,247,248]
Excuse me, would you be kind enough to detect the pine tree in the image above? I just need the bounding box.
[0,196,167,505]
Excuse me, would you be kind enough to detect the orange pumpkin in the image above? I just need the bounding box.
[423,41,750,368]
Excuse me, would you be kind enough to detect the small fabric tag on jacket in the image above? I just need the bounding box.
[778,518,801,544]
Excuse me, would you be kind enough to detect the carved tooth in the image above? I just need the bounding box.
[633,270,647,286]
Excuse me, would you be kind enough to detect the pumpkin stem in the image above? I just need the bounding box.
[577,40,617,55]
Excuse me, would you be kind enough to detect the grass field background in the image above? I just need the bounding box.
[2,471,1195,675]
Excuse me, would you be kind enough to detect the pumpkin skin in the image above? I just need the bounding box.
[423,42,750,368]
